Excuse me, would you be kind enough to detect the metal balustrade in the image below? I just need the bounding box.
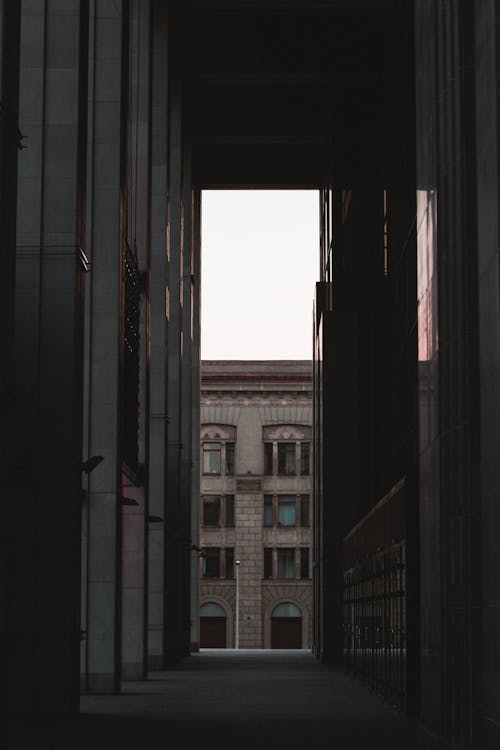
[343,543,406,710]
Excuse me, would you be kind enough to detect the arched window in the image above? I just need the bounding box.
[200,602,226,618]
[272,602,301,618]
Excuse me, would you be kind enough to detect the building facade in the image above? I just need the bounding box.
[198,361,313,650]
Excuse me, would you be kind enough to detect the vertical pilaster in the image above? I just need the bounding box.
[120,0,151,683]
[473,1,500,745]
[8,0,88,715]
[180,141,193,655]
[165,75,183,663]
[190,189,201,653]
[147,0,168,671]
[84,0,126,694]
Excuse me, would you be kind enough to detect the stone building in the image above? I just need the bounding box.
[198,361,312,649]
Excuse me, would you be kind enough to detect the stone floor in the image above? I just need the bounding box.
[9,650,418,750]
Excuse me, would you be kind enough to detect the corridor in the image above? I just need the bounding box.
[10,651,417,750]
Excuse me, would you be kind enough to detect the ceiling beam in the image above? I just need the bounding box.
[182,73,380,87]
[172,1,393,11]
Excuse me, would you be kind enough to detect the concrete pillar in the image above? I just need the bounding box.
[0,1,21,717]
[83,0,125,695]
[7,0,88,715]
[473,1,500,744]
[190,189,201,653]
[165,75,183,663]
[119,0,150,683]
[147,0,169,672]
[179,141,194,656]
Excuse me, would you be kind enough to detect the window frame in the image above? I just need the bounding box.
[300,547,310,579]
[225,441,235,475]
[300,441,310,475]
[202,441,222,475]
[277,547,296,579]
[263,494,273,527]
[263,442,273,475]
[202,494,221,527]
[277,442,296,475]
[202,547,221,578]
[225,494,235,528]
[264,547,273,579]
[300,494,310,527]
[277,494,296,527]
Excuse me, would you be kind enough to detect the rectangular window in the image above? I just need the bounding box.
[278,443,296,475]
[264,442,273,475]
[225,442,235,475]
[202,495,220,527]
[225,547,234,579]
[300,548,310,579]
[278,495,296,526]
[225,495,235,528]
[300,494,310,527]
[264,547,273,579]
[264,495,273,527]
[300,442,310,475]
[203,547,220,578]
[277,548,295,578]
[203,442,221,474]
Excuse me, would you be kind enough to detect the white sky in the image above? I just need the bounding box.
[201,190,319,360]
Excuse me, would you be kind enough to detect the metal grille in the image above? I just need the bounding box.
[343,542,406,710]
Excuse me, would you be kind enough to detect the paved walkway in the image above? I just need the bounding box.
[10,650,418,750]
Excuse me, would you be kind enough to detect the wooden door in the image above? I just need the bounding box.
[271,617,302,648]
[200,616,226,648]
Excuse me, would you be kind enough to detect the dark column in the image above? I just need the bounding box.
[190,189,201,653]
[83,0,126,695]
[474,1,500,746]
[147,0,169,672]
[7,0,88,715]
[180,140,194,656]
[165,75,183,663]
[120,0,151,682]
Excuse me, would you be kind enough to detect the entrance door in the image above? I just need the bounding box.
[271,602,302,649]
[200,602,227,648]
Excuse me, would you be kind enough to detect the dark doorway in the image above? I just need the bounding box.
[200,602,227,648]
[271,602,302,649]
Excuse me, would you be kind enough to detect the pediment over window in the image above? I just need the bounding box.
[201,424,236,441]
[263,424,311,441]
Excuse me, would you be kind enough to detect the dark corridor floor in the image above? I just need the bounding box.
[9,650,418,750]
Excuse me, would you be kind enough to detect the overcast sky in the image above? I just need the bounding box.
[201,190,319,361]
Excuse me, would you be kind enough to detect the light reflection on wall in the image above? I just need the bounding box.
[417,189,438,363]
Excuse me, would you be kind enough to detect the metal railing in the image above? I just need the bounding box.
[343,542,406,709]
[342,479,407,710]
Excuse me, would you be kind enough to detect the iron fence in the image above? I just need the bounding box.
[343,541,406,710]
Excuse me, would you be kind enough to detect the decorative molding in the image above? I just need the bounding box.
[200,423,236,440]
[201,391,312,407]
[237,477,262,492]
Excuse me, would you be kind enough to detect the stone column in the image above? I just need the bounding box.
[165,75,183,663]
[473,1,500,744]
[180,141,194,656]
[83,0,125,695]
[190,189,201,652]
[147,0,169,672]
[236,493,263,648]
[120,0,150,683]
[7,0,88,715]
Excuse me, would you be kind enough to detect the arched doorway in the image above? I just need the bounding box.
[271,602,302,649]
[200,602,227,648]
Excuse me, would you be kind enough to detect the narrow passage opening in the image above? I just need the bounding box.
[198,190,318,651]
